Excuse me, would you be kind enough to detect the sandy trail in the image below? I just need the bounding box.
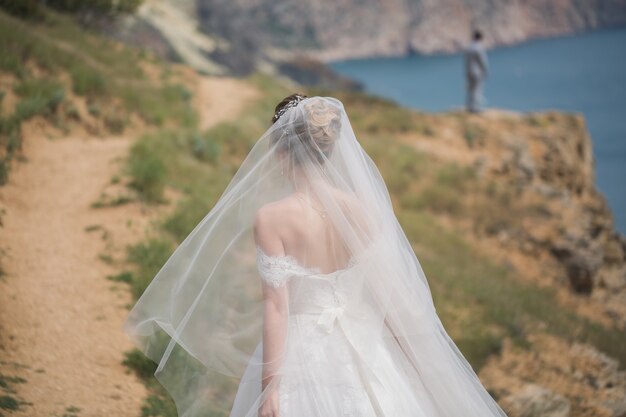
[0,135,149,416]
[196,76,258,131]
[0,76,257,416]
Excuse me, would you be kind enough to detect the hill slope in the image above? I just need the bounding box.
[1,8,625,417]
[115,0,626,76]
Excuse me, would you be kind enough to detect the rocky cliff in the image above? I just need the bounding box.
[372,106,626,417]
[198,0,626,60]
[114,0,626,80]
[397,109,626,328]
[4,8,626,415]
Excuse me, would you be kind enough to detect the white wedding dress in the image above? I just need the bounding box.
[123,96,508,417]
[229,243,440,416]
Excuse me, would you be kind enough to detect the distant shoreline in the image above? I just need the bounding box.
[325,24,626,64]
[330,27,626,235]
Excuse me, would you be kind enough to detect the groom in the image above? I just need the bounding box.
[464,29,489,113]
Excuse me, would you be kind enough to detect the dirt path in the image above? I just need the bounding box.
[196,76,259,131]
[0,135,149,416]
[0,76,258,416]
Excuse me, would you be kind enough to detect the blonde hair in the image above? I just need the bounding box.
[271,95,341,165]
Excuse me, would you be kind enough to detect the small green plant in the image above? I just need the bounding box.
[63,405,81,417]
[106,271,133,284]
[403,186,463,215]
[84,224,102,232]
[188,132,221,164]
[0,373,26,392]
[14,87,65,120]
[462,121,485,148]
[98,253,114,264]
[0,159,9,185]
[87,102,101,117]
[91,194,133,208]
[141,393,177,417]
[123,349,157,379]
[0,394,19,411]
[435,163,476,191]
[104,113,127,134]
[128,139,167,203]
[127,239,173,298]
[65,103,81,121]
[70,68,107,97]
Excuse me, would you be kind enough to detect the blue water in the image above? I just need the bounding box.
[331,28,626,235]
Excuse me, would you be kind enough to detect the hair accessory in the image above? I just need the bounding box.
[274,95,306,122]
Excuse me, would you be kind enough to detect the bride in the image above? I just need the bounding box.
[123,94,508,416]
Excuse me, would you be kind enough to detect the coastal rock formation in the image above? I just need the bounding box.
[480,334,626,417]
[3,9,624,415]
[112,0,626,78]
[198,0,626,61]
[197,0,626,61]
[503,384,571,417]
[402,109,626,329]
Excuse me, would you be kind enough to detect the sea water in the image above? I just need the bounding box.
[331,28,626,234]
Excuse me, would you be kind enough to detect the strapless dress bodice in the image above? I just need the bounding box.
[256,248,366,333]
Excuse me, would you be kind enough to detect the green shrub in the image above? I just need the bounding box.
[14,78,61,98]
[71,68,107,97]
[46,0,143,15]
[141,394,177,417]
[456,331,504,372]
[205,123,249,156]
[127,238,173,297]
[403,186,463,215]
[163,192,214,241]
[87,102,101,117]
[383,145,426,195]
[5,129,21,154]
[118,83,197,127]
[104,112,127,134]
[128,139,167,203]
[188,132,221,164]
[123,349,157,379]
[0,394,19,410]
[463,121,485,148]
[65,102,81,121]
[0,159,9,185]
[399,210,626,369]
[12,79,65,120]
[0,0,42,19]
[106,271,133,283]
[435,163,476,192]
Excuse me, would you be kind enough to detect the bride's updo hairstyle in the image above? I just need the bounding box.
[270,93,341,165]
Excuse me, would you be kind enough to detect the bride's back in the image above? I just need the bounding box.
[255,94,372,274]
[254,186,365,274]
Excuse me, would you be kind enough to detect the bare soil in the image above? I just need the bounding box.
[0,75,258,416]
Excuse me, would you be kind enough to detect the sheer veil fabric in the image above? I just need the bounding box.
[123,96,508,416]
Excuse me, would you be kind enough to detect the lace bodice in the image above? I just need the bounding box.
[247,241,412,417]
[256,248,317,288]
[255,247,359,288]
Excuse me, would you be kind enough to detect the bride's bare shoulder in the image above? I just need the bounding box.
[255,196,300,223]
[253,196,300,245]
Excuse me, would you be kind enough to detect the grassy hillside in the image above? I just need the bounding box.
[1,7,624,417]
[119,77,626,415]
[0,9,195,184]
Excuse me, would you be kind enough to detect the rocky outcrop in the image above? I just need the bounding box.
[193,0,626,61]
[480,333,626,417]
[111,0,626,80]
[403,110,626,329]
[504,384,571,417]
[112,0,229,75]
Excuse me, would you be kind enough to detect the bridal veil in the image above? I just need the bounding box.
[123,96,508,416]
